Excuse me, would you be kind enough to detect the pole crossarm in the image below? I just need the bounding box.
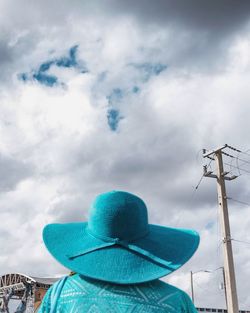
[203,145,228,158]
[203,167,237,180]
[203,151,238,181]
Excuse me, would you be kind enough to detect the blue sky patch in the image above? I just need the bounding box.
[55,45,78,68]
[18,45,87,87]
[132,86,140,93]
[33,72,58,87]
[107,108,123,131]
[205,221,214,230]
[107,88,124,106]
[97,71,108,82]
[38,60,54,72]
[131,62,167,82]
[19,73,28,82]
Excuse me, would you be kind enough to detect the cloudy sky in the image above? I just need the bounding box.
[1,0,250,309]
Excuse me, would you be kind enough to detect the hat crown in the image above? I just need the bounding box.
[88,191,149,241]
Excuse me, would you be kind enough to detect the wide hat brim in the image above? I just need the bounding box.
[43,222,199,284]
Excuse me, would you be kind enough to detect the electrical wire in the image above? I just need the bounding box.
[239,149,250,158]
[221,153,250,174]
[225,145,241,153]
[224,162,250,175]
[196,149,204,164]
[194,158,213,190]
[194,174,204,190]
[232,239,250,246]
[227,197,250,207]
[225,155,236,176]
[235,155,242,176]
[234,156,250,166]
[235,150,250,173]
[202,147,249,176]
[220,146,250,170]
[208,157,214,172]
[193,278,212,293]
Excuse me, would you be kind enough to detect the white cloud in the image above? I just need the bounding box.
[0,2,250,310]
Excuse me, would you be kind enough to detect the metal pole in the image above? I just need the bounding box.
[215,151,239,313]
[190,271,194,303]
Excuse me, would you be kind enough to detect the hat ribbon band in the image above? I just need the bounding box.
[67,235,178,270]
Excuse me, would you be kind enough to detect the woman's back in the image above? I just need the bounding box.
[39,274,196,313]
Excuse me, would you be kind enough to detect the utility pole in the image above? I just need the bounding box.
[203,144,239,313]
[221,266,228,308]
[190,271,194,303]
[190,270,210,305]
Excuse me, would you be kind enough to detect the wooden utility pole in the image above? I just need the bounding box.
[203,145,239,313]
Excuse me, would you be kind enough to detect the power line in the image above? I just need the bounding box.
[203,146,249,175]
[196,149,204,163]
[220,146,250,166]
[232,239,250,246]
[235,156,242,176]
[193,278,212,293]
[227,197,250,207]
[233,156,250,166]
[201,147,250,176]
[221,153,250,171]
[194,158,213,190]
[226,145,241,153]
[224,162,250,175]
[195,174,204,190]
[239,149,250,158]
[225,157,237,176]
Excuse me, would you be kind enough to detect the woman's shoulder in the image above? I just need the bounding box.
[140,279,186,294]
[39,275,197,312]
[140,279,196,311]
[65,275,189,302]
[64,274,187,296]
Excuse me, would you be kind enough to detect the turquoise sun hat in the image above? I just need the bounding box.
[43,190,199,284]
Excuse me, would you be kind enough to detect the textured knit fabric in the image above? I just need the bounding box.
[38,274,197,313]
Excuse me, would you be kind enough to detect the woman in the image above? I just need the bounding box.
[39,190,199,312]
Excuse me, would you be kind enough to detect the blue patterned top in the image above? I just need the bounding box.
[38,274,197,313]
